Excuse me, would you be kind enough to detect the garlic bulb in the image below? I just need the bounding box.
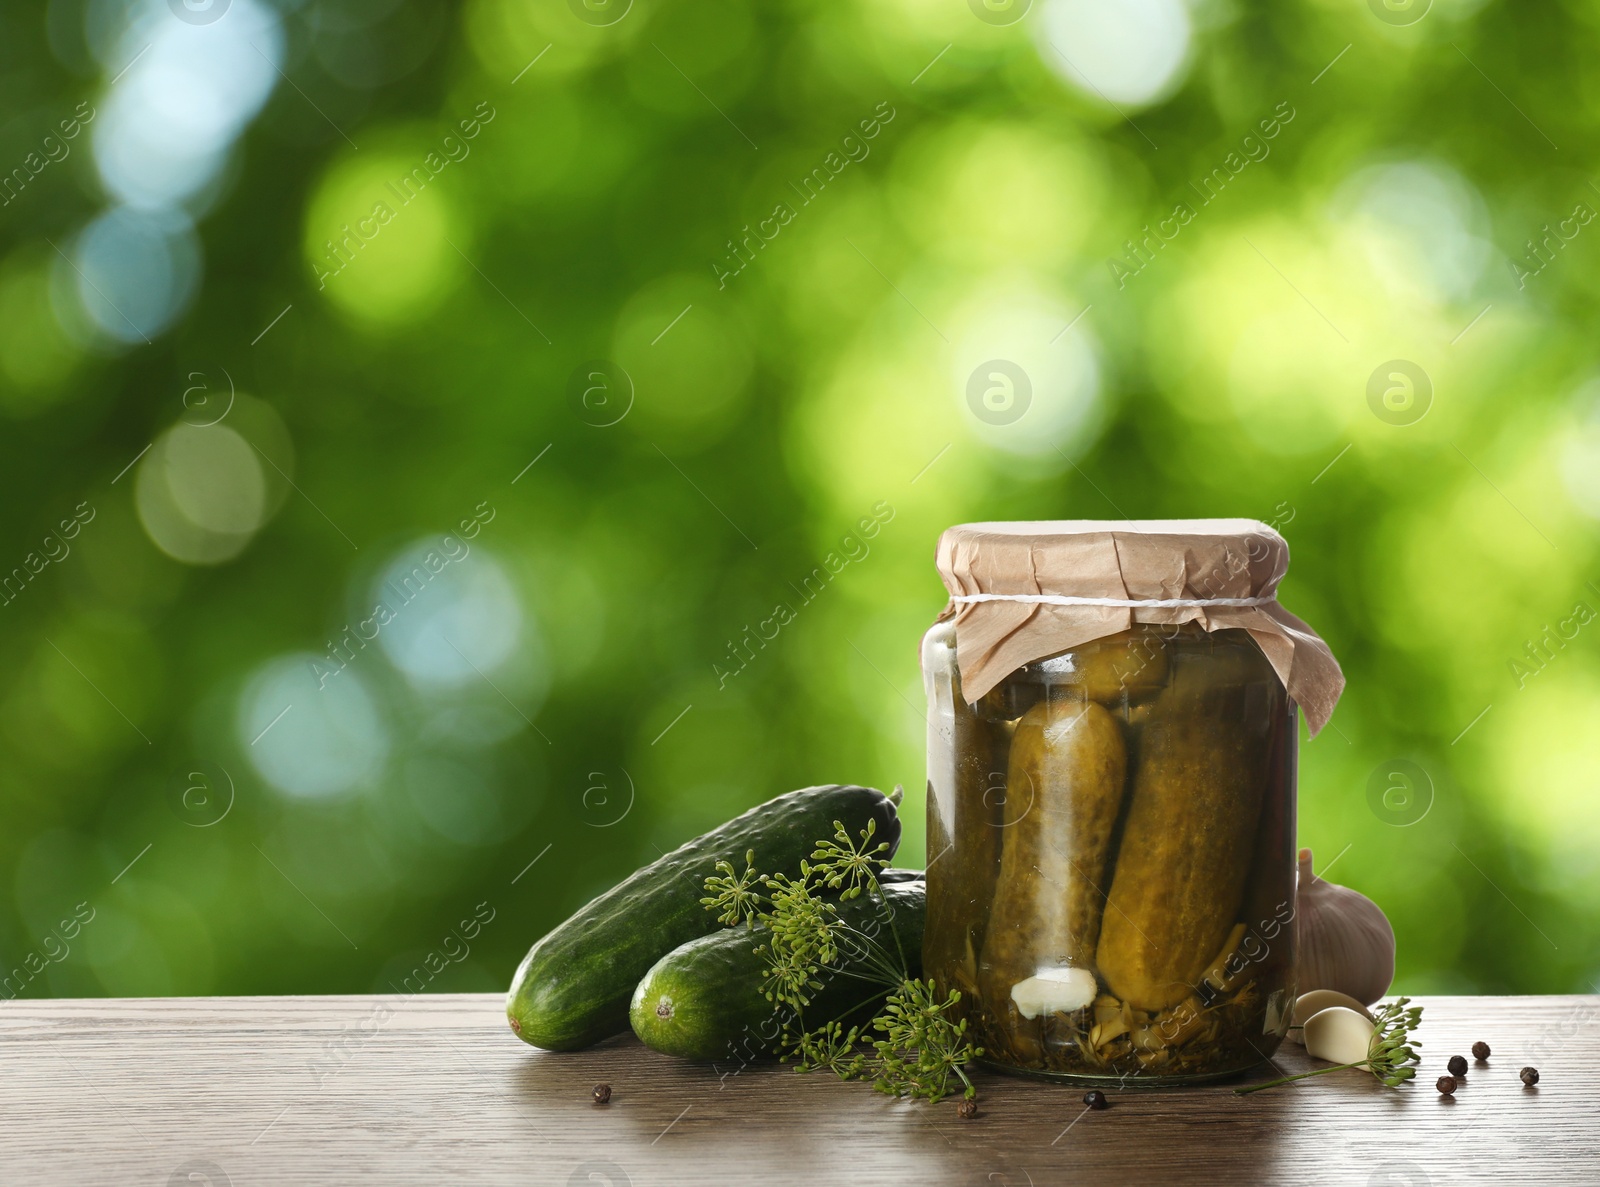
[1295,847,1395,1006]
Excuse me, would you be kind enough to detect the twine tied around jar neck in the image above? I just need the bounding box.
[949,594,1279,609]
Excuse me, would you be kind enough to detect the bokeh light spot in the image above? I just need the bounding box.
[238,653,390,798]
[135,422,270,564]
[1036,0,1192,108]
[91,0,282,211]
[949,283,1103,459]
[66,206,201,344]
[891,123,1107,271]
[611,274,753,443]
[1558,380,1600,519]
[1492,668,1600,884]
[164,424,265,534]
[0,250,82,412]
[374,543,523,689]
[304,149,465,325]
[1333,160,1491,303]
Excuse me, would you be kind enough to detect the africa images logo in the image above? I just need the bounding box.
[1366,360,1431,426]
[966,360,1031,426]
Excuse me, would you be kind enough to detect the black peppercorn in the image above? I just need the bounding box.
[1520,1066,1540,1087]
[1447,1054,1468,1078]
[1436,1075,1457,1096]
[1083,1090,1109,1110]
[957,1099,978,1120]
[1472,1041,1491,1061]
[592,1084,612,1105]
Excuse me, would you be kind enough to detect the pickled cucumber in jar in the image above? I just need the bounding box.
[980,699,1127,1033]
[1069,627,1170,704]
[1096,664,1270,1012]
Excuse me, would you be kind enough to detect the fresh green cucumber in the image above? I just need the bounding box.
[507,784,901,1051]
[630,879,926,1062]
[877,868,924,884]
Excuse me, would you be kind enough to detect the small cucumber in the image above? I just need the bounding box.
[877,868,925,884]
[507,784,901,1051]
[630,879,926,1062]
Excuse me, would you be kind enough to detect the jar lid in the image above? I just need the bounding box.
[933,519,1344,735]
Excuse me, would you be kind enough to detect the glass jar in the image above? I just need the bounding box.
[923,620,1298,1085]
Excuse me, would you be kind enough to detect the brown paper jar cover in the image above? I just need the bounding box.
[932,518,1345,735]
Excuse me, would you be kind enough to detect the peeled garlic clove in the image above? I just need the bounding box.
[1295,847,1395,1006]
[1302,1006,1376,1066]
[1291,989,1373,1030]
[1011,967,1097,1019]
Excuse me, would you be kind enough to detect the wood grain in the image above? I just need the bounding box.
[1,994,1594,1185]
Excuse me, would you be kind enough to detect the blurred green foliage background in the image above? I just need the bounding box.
[0,0,1595,1001]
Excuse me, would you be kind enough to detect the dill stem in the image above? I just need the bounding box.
[1233,1059,1372,1093]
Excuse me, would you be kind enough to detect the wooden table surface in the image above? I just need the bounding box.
[1,993,1593,1186]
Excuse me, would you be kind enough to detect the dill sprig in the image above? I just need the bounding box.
[701,819,981,1102]
[760,869,839,1007]
[789,1018,867,1080]
[700,849,764,928]
[1234,996,1423,1094]
[809,817,887,901]
[871,977,979,1101]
